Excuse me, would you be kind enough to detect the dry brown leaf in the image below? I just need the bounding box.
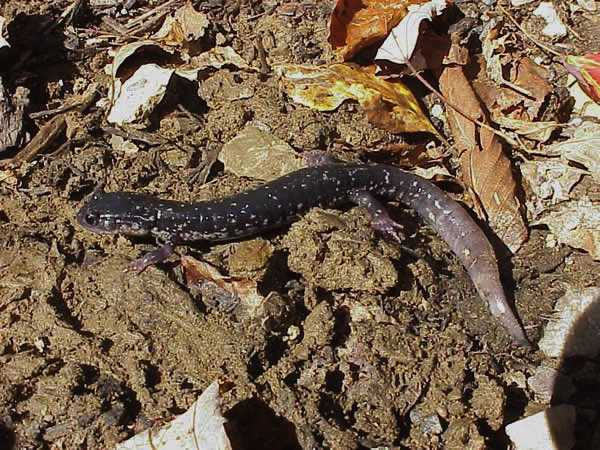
[181,256,265,315]
[276,63,436,134]
[440,66,528,252]
[152,2,209,46]
[328,0,425,60]
[474,56,552,123]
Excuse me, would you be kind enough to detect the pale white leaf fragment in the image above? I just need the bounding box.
[191,46,252,71]
[572,0,596,12]
[181,256,266,316]
[510,0,536,5]
[107,64,199,125]
[533,2,567,39]
[0,16,10,49]
[116,380,231,450]
[375,0,447,65]
[505,405,576,450]
[494,116,560,143]
[110,135,139,156]
[566,74,600,118]
[520,160,585,204]
[538,287,600,358]
[107,64,174,125]
[219,126,304,181]
[542,121,600,182]
[411,165,454,181]
[534,197,600,260]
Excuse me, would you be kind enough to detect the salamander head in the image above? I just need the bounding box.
[77,189,157,236]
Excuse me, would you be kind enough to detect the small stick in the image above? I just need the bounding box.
[125,0,178,30]
[0,115,66,168]
[404,58,526,150]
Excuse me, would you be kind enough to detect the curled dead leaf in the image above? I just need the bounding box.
[0,15,9,49]
[375,0,449,68]
[181,255,265,315]
[152,2,209,46]
[275,63,436,134]
[440,66,528,252]
[328,0,424,60]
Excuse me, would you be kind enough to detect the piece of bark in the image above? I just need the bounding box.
[0,114,66,168]
[0,78,30,153]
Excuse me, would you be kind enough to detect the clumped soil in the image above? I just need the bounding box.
[1,1,600,449]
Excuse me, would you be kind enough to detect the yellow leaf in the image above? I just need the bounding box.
[275,63,436,134]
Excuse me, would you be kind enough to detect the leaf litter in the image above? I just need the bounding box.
[2,0,600,448]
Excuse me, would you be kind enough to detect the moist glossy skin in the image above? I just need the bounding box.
[77,164,531,348]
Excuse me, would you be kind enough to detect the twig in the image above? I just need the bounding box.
[498,5,563,58]
[0,115,66,168]
[125,0,179,31]
[29,104,78,119]
[404,59,526,150]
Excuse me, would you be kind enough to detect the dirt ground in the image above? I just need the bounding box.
[1,1,600,449]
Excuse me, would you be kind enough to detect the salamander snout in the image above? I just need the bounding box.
[77,191,157,236]
[77,205,120,234]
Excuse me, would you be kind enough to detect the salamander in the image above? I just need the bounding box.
[77,162,531,348]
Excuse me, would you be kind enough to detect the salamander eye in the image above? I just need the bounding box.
[84,213,98,226]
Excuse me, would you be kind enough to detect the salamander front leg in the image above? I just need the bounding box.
[349,190,405,244]
[129,238,176,273]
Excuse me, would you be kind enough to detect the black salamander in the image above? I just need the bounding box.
[77,163,531,348]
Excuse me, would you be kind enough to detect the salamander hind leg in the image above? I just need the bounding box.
[349,190,405,244]
[129,240,175,273]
